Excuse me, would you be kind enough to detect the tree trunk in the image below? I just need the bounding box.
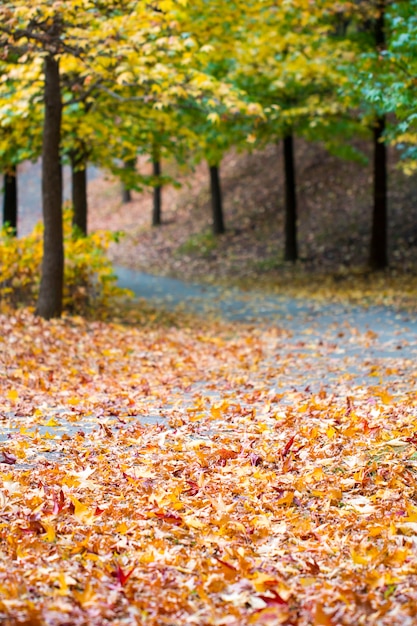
[71,153,87,236]
[370,116,388,269]
[121,158,136,203]
[209,164,225,235]
[3,166,17,235]
[370,0,388,270]
[36,55,63,320]
[283,134,298,262]
[122,187,131,203]
[152,159,162,226]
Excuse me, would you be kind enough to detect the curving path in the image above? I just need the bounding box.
[8,160,417,361]
[116,265,417,388]
[1,162,417,459]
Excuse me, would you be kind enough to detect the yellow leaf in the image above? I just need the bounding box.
[116,522,128,534]
[313,603,335,625]
[69,496,95,525]
[73,580,97,608]
[326,426,336,439]
[183,515,205,529]
[207,112,220,125]
[276,492,294,506]
[42,522,56,542]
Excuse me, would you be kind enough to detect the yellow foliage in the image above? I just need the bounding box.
[0,210,129,316]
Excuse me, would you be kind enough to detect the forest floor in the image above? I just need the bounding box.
[88,138,417,309]
[2,142,417,625]
[2,302,417,625]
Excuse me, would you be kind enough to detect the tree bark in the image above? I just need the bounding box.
[209,164,225,235]
[283,134,298,262]
[370,116,388,269]
[152,159,162,226]
[121,158,136,203]
[71,152,87,236]
[36,55,63,319]
[122,187,132,203]
[3,165,17,235]
[370,0,388,270]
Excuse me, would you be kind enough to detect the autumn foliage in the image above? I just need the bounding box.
[1,309,417,624]
[0,211,126,315]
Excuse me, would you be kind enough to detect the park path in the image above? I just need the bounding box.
[9,160,417,373]
[116,264,417,389]
[2,163,417,453]
[9,161,417,360]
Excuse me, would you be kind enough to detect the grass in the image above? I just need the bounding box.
[176,230,219,258]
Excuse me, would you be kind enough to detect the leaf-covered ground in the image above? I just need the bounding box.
[1,307,417,625]
[87,139,417,302]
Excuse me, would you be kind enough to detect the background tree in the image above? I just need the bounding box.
[2,0,245,315]
[0,58,43,235]
[230,0,355,263]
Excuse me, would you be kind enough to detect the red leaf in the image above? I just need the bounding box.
[258,590,288,606]
[282,436,295,458]
[305,559,321,575]
[155,511,183,525]
[114,564,135,587]
[53,490,65,515]
[184,480,199,496]
[1,451,17,465]
[25,516,45,535]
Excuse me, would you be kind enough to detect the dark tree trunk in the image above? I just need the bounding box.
[121,158,136,203]
[36,55,63,320]
[122,187,131,203]
[152,159,162,226]
[71,153,87,236]
[370,116,388,269]
[3,166,17,235]
[209,164,225,235]
[370,0,388,270]
[283,134,298,262]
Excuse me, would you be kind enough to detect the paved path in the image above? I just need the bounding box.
[2,163,416,454]
[116,264,417,387]
[8,160,417,366]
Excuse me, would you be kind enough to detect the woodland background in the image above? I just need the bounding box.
[1,0,417,317]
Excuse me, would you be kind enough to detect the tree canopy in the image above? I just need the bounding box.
[1,0,417,314]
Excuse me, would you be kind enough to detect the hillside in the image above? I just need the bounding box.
[88,138,417,297]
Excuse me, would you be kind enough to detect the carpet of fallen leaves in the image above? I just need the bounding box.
[1,307,417,625]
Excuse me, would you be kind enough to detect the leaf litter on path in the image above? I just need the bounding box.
[0,308,417,625]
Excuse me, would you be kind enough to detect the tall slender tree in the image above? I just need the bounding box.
[152,156,162,227]
[36,53,64,319]
[283,134,298,262]
[3,166,18,235]
[369,0,388,270]
[71,149,88,236]
[209,163,225,235]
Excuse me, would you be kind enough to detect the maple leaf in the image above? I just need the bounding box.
[113,563,136,587]
[1,451,17,464]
